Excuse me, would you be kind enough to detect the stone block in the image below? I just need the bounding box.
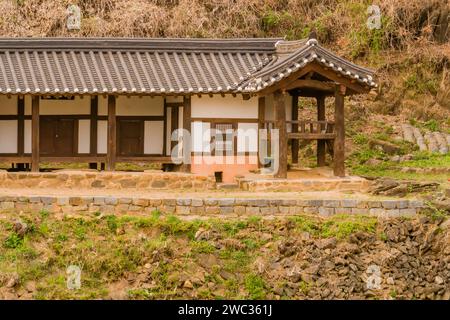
[205,206,220,214]
[133,198,149,207]
[191,206,205,214]
[93,197,106,205]
[118,198,132,204]
[246,207,260,215]
[56,197,70,206]
[218,199,235,206]
[381,200,398,209]
[322,200,340,208]
[105,197,118,205]
[204,199,218,206]
[176,206,191,215]
[368,201,381,208]
[351,208,369,215]
[341,199,359,208]
[176,199,191,206]
[319,207,334,217]
[219,206,234,214]
[191,199,204,207]
[234,206,246,215]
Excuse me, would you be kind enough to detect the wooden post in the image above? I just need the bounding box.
[31,96,40,172]
[333,85,346,177]
[89,96,98,170]
[317,95,326,167]
[181,95,191,172]
[274,90,287,178]
[106,95,116,171]
[291,93,299,164]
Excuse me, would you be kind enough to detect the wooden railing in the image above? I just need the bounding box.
[261,120,336,140]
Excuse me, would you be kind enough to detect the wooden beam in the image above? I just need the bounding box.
[31,96,40,172]
[259,62,369,96]
[106,95,116,171]
[89,96,98,170]
[286,79,335,93]
[274,91,287,178]
[333,85,346,177]
[291,94,299,164]
[317,95,326,167]
[181,95,191,172]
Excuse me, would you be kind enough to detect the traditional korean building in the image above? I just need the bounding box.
[0,37,376,182]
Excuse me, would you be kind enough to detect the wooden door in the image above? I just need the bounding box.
[55,119,75,156]
[118,119,143,156]
[40,118,56,155]
[40,118,76,156]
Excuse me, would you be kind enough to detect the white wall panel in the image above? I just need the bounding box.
[24,120,31,153]
[39,96,90,115]
[116,96,164,116]
[144,121,164,155]
[192,121,211,152]
[0,120,18,153]
[192,95,258,119]
[78,120,91,154]
[237,123,258,153]
[0,96,17,115]
[97,120,107,154]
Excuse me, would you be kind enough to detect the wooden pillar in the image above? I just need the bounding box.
[274,90,287,178]
[291,93,299,164]
[181,95,191,172]
[106,95,116,171]
[317,95,326,167]
[31,96,40,172]
[333,85,346,177]
[89,96,98,170]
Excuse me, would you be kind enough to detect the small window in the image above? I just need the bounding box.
[214,123,234,154]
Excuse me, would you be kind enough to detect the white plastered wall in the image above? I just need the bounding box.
[144,121,164,154]
[78,120,91,154]
[0,120,18,153]
[97,120,107,154]
[191,95,258,119]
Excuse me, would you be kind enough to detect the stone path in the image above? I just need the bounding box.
[401,124,450,154]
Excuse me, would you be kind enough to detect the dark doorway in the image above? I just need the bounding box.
[117,119,143,156]
[40,118,76,156]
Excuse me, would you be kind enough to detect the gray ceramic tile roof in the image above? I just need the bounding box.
[0,37,376,95]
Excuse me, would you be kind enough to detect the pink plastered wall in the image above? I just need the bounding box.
[190,155,259,183]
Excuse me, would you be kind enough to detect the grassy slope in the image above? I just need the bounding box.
[1,209,447,300]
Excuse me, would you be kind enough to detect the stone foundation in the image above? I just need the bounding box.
[0,171,216,191]
[0,195,425,218]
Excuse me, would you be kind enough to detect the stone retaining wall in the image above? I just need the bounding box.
[238,177,370,192]
[0,171,215,191]
[0,195,426,218]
